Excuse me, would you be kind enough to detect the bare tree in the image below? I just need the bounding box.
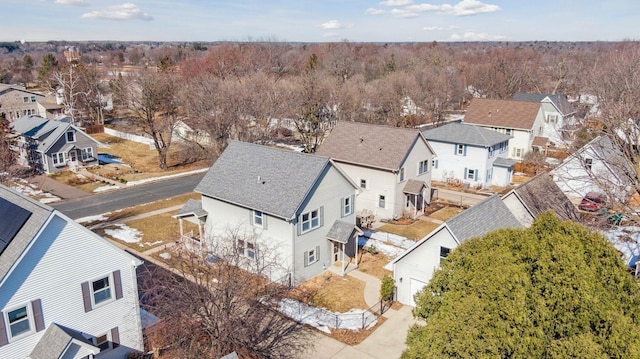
[139,232,311,359]
[0,115,16,184]
[129,70,180,169]
[51,64,81,125]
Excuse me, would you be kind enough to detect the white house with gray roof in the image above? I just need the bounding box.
[176,141,361,284]
[513,92,577,147]
[316,121,436,221]
[387,195,523,306]
[422,123,515,188]
[0,185,144,359]
[11,115,99,174]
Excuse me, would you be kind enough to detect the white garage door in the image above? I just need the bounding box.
[409,278,428,307]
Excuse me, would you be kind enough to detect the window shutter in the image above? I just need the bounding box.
[464,168,467,179]
[463,145,467,156]
[111,327,120,348]
[304,251,309,267]
[249,210,253,224]
[31,299,45,332]
[296,218,301,236]
[263,215,267,230]
[316,245,320,262]
[435,159,439,169]
[81,282,92,312]
[0,311,8,347]
[340,197,345,218]
[350,194,355,214]
[113,270,123,300]
[454,144,457,155]
[319,206,324,227]
[474,169,478,181]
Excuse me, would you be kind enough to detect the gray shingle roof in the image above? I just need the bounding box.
[175,199,208,218]
[511,174,580,222]
[493,157,517,168]
[29,323,98,359]
[11,115,72,153]
[326,220,359,244]
[403,179,427,194]
[0,185,53,283]
[446,195,523,243]
[195,141,334,220]
[513,92,576,116]
[422,122,511,147]
[315,121,427,171]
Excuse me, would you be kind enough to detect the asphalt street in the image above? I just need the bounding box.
[51,172,206,219]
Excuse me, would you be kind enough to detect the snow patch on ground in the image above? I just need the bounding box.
[125,168,210,187]
[10,179,61,204]
[104,223,143,243]
[604,226,640,267]
[94,184,120,193]
[358,230,414,259]
[271,298,377,333]
[159,252,172,260]
[76,214,111,224]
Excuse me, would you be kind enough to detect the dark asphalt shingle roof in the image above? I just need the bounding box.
[316,121,427,171]
[446,195,523,243]
[195,141,333,220]
[422,122,511,147]
[403,179,427,194]
[511,174,580,222]
[11,115,72,153]
[176,199,208,218]
[493,157,517,168]
[326,220,359,244]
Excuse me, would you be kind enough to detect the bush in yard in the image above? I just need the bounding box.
[380,274,395,302]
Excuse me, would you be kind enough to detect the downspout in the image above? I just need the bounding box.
[291,218,296,286]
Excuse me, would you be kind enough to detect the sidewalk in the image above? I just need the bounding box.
[29,174,90,200]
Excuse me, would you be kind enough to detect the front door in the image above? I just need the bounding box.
[69,150,77,162]
[333,242,340,263]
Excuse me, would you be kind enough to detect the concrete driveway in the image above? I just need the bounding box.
[307,305,416,359]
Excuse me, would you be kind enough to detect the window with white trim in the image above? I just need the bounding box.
[253,210,263,227]
[81,147,93,161]
[31,96,36,103]
[23,97,28,103]
[342,196,353,217]
[585,158,593,170]
[440,246,451,264]
[66,130,75,143]
[91,275,113,307]
[505,129,512,136]
[547,114,558,123]
[95,333,111,351]
[456,144,465,155]
[432,159,438,169]
[378,195,386,208]
[360,179,367,189]
[513,148,523,158]
[466,169,476,180]
[301,209,320,233]
[307,247,317,265]
[52,152,64,166]
[399,167,405,182]
[237,239,256,259]
[418,159,429,174]
[6,305,32,339]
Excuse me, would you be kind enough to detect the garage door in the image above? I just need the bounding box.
[409,278,428,307]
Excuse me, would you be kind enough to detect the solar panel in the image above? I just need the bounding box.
[0,197,32,255]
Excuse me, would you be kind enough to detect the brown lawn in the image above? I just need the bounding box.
[297,273,368,312]
[356,251,392,279]
[428,206,464,222]
[377,220,439,240]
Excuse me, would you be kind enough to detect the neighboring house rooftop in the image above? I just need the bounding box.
[446,195,523,243]
[195,141,339,220]
[422,122,511,147]
[316,121,432,171]
[0,185,53,283]
[29,323,98,359]
[513,92,576,116]
[463,98,541,130]
[175,199,208,219]
[11,115,97,154]
[563,135,634,186]
[508,174,580,222]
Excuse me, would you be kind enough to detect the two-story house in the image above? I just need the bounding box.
[422,123,515,188]
[11,115,99,174]
[176,141,361,284]
[0,85,46,121]
[316,121,436,221]
[513,92,577,147]
[463,98,545,160]
[0,185,144,358]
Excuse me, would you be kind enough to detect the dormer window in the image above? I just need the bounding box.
[66,130,75,142]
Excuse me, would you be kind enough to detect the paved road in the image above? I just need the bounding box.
[51,173,206,219]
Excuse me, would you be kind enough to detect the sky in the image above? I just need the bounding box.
[2,0,639,43]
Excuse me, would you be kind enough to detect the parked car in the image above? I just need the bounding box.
[578,192,607,212]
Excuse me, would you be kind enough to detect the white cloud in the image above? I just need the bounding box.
[81,3,153,21]
[450,31,509,41]
[379,0,413,6]
[365,8,386,15]
[423,25,460,31]
[318,20,344,30]
[55,0,89,6]
[391,8,420,18]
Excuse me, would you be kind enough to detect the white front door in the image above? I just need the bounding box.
[333,242,340,263]
[409,278,427,307]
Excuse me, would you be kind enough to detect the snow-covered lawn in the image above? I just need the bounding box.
[104,223,143,244]
[10,178,61,204]
[604,226,640,267]
[358,230,413,259]
[271,298,377,333]
[125,168,209,186]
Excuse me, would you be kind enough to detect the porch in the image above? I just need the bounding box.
[326,220,364,276]
[403,179,429,219]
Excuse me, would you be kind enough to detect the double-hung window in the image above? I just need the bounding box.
[4,300,45,341]
[360,179,367,189]
[378,195,386,208]
[52,152,64,166]
[237,239,256,259]
[466,169,476,180]
[456,144,466,156]
[253,210,263,227]
[7,306,31,339]
[440,247,451,264]
[23,97,28,103]
[305,245,320,267]
[418,160,429,174]
[301,209,320,233]
[81,147,93,161]
[66,130,75,143]
[585,158,593,170]
[399,167,405,182]
[342,196,353,217]
[92,275,113,306]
